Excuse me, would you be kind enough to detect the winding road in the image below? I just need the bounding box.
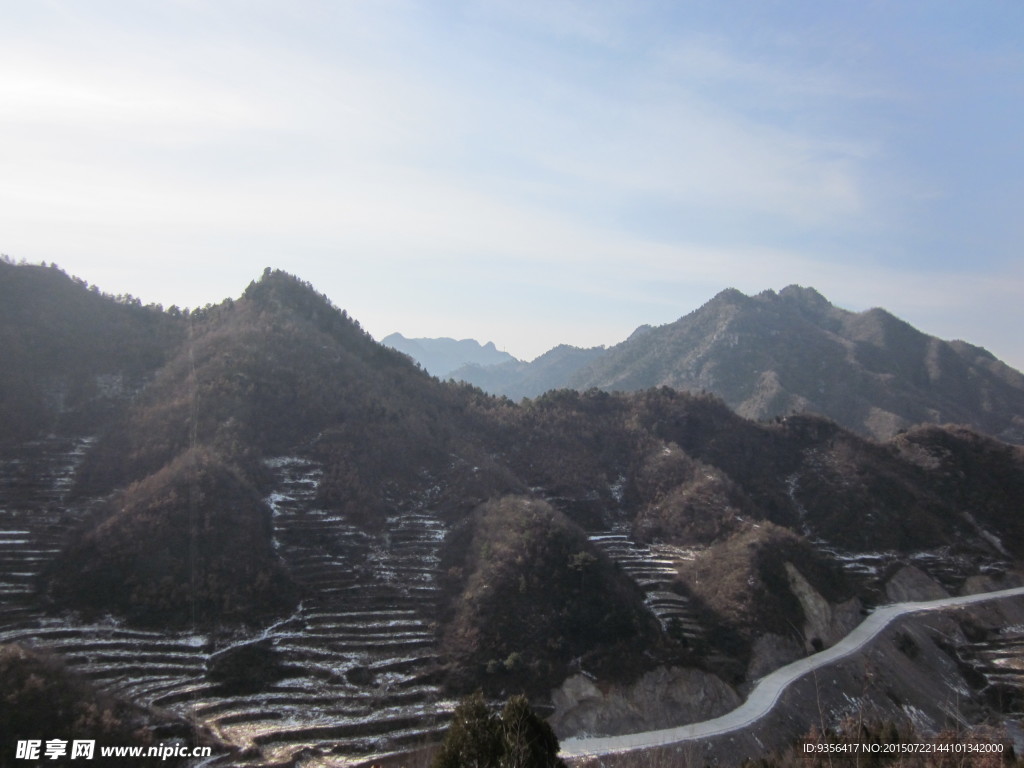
[560,585,1024,759]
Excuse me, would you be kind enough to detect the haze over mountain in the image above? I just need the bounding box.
[382,332,517,378]
[2,260,1023,765]
[451,285,1024,444]
[449,344,606,400]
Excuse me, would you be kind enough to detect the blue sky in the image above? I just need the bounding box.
[2,1,1023,368]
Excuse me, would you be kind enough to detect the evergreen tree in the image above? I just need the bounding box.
[498,695,566,768]
[431,693,566,768]
[431,693,502,768]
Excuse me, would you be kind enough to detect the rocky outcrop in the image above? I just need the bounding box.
[549,666,739,739]
[784,562,863,652]
[744,563,864,680]
[884,564,949,602]
[960,571,1024,595]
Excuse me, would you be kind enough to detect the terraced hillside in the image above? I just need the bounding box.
[199,456,455,764]
[0,436,215,751]
[969,628,1024,695]
[0,435,96,625]
[0,440,459,765]
[588,529,705,643]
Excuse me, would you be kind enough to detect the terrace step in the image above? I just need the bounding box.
[588,528,706,640]
[0,446,456,767]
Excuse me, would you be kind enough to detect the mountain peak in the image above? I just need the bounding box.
[710,287,749,305]
[777,285,832,311]
[561,285,1024,444]
[627,324,654,341]
[242,268,338,316]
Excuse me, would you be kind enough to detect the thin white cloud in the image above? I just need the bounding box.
[1,1,1021,372]
[0,2,879,243]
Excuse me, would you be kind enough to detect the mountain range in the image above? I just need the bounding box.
[1,259,1022,766]
[449,343,607,400]
[382,332,518,378]
[440,285,1024,444]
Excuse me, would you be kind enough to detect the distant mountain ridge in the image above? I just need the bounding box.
[382,332,517,378]
[449,344,606,400]
[451,285,1024,444]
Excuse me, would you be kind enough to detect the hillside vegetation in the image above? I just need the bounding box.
[0,643,194,767]
[455,284,1024,445]
[0,258,183,449]
[2,262,1022,697]
[47,447,296,626]
[439,496,671,695]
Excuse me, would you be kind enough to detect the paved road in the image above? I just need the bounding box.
[560,585,1024,758]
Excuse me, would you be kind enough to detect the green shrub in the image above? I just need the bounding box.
[431,694,565,768]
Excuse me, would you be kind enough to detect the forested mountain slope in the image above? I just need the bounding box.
[450,284,1024,444]
[567,285,1024,443]
[0,258,183,448]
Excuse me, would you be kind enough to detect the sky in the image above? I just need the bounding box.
[2,1,1023,368]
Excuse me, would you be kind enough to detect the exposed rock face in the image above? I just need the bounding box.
[785,562,832,649]
[960,571,1024,595]
[885,564,949,602]
[784,562,863,652]
[549,666,740,739]
[744,565,864,679]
